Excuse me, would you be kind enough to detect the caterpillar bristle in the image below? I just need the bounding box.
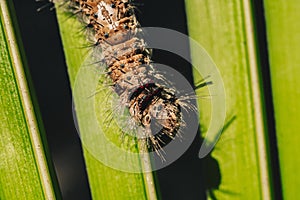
[37,1,55,12]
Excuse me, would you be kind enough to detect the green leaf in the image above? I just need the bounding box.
[263,1,300,199]
[185,0,273,199]
[0,1,58,199]
[55,5,157,200]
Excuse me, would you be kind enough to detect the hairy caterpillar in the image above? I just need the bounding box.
[49,0,202,159]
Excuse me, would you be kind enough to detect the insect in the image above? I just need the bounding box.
[48,0,206,160]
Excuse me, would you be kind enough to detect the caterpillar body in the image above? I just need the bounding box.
[55,0,198,157]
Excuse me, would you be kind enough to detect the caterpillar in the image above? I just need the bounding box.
[50,0,200,159]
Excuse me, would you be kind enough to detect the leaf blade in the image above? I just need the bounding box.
[185,0,273,199]
[0,1,57,199]
[263,1,300,199]
[55,5,157,200]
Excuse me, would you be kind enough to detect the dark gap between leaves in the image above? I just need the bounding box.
[251,0,283,199]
